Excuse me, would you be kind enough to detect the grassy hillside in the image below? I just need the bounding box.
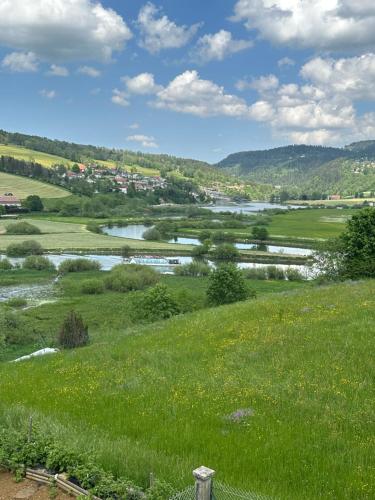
[0,280,373,499]
[0,144,72,168]
[0,172,69,199]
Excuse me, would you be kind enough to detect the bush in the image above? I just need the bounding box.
[198,230,212,243]
[252,226,269,241]
[191,244,210,258]
[174,261,211,277]
[81,279,105,295]
[6,240,43,257]
[0,311,36,345]
[5,298,27,308]
[142,227,162,241]
[285,267,304,281]
[242,267,269,280]
[120,245,132,259]
[211,243,239,261]
[212,231,236,243]
[22,255,55,271]
[207,263,252,306]
[267,266,286,280]
[137,284,180,321]
[86,222,103,234]
[6,222,41,235]
[105,264,159,293]
[0,258,13,270]
[23,195,44,212]
[58,311,89,349]
[58,258,101,274]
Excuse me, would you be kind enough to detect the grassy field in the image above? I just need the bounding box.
[0,144,72,168]
[0,280,373,499]
[0,172,69,200]
[292,198,375,206]
[0,219,189,252]
[95,158,160,177]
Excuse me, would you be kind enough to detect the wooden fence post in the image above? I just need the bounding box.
[193,466,215,500]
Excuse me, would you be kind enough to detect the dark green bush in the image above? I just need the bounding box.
[211,243,240,261]
[207,263,252,306]
[81,279,105,295]
[252,226,269,241]
[104,264,159,292]
[22,255,55,271]
[174,261,211,277]
[142,227,162,241]
[120,245,132,259]
[267,266,286,280]
[0,311,36,345]
[212,231,236,243]
[6,240,43,257]
[86,222,103,234]
[0,258,13,270]
[58,258,101,274]
[137,284,180,321]
[58,311,89,349]
[6,222,41,235]
[285,267,304,281]
[191,244,210,258]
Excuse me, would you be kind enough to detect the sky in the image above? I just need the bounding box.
[1,0,375,163]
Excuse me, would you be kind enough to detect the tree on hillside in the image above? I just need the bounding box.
[252,226,269,241]
[23,195,44,212]
[315,208,375,279]
[207,263,251,306]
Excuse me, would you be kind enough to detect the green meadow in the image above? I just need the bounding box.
[0,172,69,200]
[0,279,373,499]
[0,144,72,168]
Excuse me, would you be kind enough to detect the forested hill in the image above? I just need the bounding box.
[216,143,375,197]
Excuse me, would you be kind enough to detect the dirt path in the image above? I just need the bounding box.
[0,471,72,499]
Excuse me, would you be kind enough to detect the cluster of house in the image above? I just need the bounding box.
[61,163,167,194]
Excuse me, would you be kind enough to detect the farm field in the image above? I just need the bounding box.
[0,280,373,499]
[0,219,188,252]
[0,172,69,200]
[0,144,72,167]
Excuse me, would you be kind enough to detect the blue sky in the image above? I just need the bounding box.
[1,1,375,162]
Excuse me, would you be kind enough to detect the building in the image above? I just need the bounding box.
[0,193,22,208]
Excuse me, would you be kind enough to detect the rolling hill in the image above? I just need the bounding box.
[0,171,69,200]
[217,143,375,197]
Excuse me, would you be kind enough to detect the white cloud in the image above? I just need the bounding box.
[137,2,201,54]
[236,74,279,92]
[111,89,129,107]
[2,51,38,72]
[232,0,375,52]
[47,64,69,77]
[122,73,162,94]
[278,57,295,68]
[0,0,132,62]
[78,66,101,78]
[129,123,140,130]
[153,70,249,117]
[192,30,252,63]
[39,89,56,99]
[127,134,158,148]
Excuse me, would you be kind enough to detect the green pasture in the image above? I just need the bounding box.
[0,172,69,200]
[0,144,72,168]
[0,280,373,499]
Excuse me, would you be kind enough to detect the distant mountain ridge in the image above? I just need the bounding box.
[216,142,375,197]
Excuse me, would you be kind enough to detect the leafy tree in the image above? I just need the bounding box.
[198,230,212,243]
[142,227,162,241]
[207,263,251,306]
[252,226,269,241]
[120,245,132,259]
[23,195,44,212]
[191,243,210,258]
[71,164,80,174]
[138,284,180,321]
[211,243,239,261]
[58,311,89,349]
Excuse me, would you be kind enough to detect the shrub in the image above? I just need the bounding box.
[142,227,162,241]
[81,279,105,295]
[211,243,239,261]
[23,195,44,212]
[207,263,252,306]
[6,240,43,257]
[22,255,55,271]
[58,258,101,274]
[174,261,211,277]
[191,244,210,258]
[6,222,41,235]
[0,258,13,271]
[252,226,269,241]
[285,267,304,281]
[86,222,103,234]
[120,245,132,259]
[58,311,89,349]
[5,298,27,308]
[0,311,36,345]
[137,284,180,321]
[198,230,212,243]
[267,266,286,280]
[105,264,159,293]
[212,231,236,243]
[243,267,268,280]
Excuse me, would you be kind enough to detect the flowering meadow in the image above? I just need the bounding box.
[0,280,374,499]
